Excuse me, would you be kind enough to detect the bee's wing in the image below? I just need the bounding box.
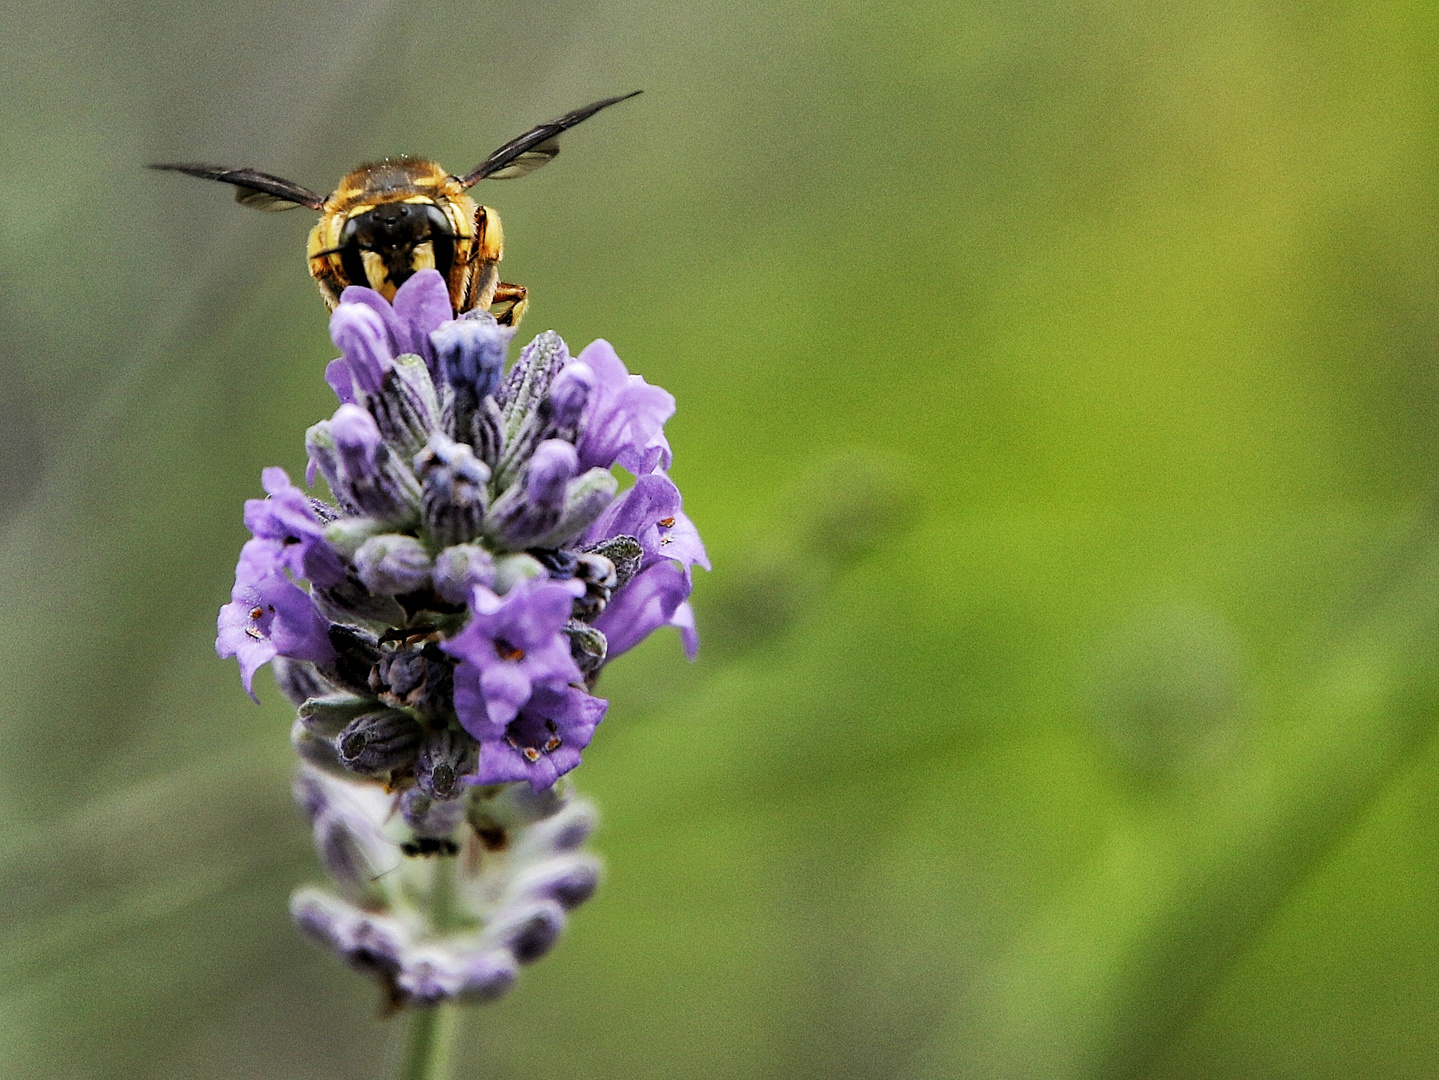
[459,90,642,187]
[149,163,326,211]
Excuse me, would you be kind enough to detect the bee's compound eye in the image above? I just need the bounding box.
[421,204,453,236]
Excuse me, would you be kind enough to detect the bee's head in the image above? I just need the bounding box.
[300,159,479,309]
[336,198,459,299]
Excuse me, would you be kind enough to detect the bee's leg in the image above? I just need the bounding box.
[491,281,529,327]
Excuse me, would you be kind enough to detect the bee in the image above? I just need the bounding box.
[152,91,641,326]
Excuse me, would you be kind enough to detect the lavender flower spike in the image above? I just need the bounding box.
[217,295,706,1013]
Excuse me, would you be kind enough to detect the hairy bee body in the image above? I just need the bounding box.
[306,158,504,316]
[153,92,641,327]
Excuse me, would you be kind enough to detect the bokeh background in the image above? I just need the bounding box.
[3,0,1439,1076]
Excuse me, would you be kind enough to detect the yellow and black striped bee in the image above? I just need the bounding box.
[152,92,640,326]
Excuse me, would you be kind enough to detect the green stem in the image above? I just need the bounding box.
[430,853,459,934]
[398,1003,456,1080]
[397,856,464,1080]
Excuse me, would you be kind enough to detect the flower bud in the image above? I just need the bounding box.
[491,552,546,595]
[321,516,390,559]
[415,433,490,548]
[498,331,568,436]
[315,811,387,900]
[325,405,422,524]
[467,395,506,468]
[371,644,452,715]
[511,797,598,856]
[487,899,566,964]
[455,951,518,1002]
[292,767,330,822]
[354,533,433,596]
[368,354,440,460]
[433,544,496,604]
[562,620,607,678]
[335,709,423,776]
[330,303,391,396]
[486,441,585,549]
[292,719,352,779]
[297,692,375,738]
[313,573,407,627]
[397,953,463,1005]
[291,887,348,951]
[272,657,333,706]
[414,727,480,799]
[545,361,594,435]
[430,315,509,401]
[341,915,406,976]
[516,855,601,910]
[585,534,643,589]
[527,440,579,507]
[527,469,620,551]
[323,623,383,696]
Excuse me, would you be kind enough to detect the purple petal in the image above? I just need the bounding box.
[527,440,580,508]
[585,473,709,572]
[476,661,533,727]
[329,303,392,395]
[452,662,490,739]
[547,361,594,429]
[592,560,692,658]
[325,358,357,405]
[391,270,453,364]
[430,318,510,397]
[441,579,585,728]
[217,588,277,701]
[672,601,699,660]
[338,285,405,352]
[267,579,337,665]
[218,541,335,698]
[618,434,672,476]
[473,686,608,791]
[654,509,709,572]
[574,339,675,474]
[242,468,346,587]
[330,403,383,477]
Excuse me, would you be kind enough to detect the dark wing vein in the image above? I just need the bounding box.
[459,90,642,187]
[149,163,326,210]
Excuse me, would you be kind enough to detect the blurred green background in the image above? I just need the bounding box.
[3,0,1439,1076]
